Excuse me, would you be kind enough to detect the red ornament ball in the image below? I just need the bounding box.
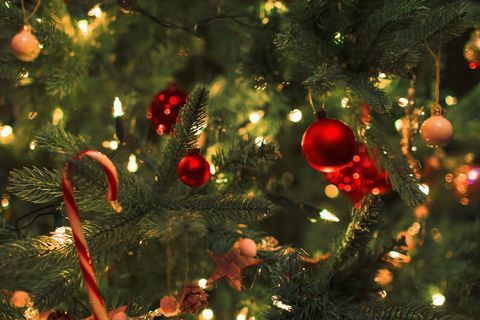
[177,151,211,187]
[420,115,453,148]
[301,112,356,173]
[239,238,257,258]
[11,27,41,62]
[147,86,187,135]
[325,144,391,204]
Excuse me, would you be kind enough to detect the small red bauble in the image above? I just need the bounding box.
[11,27,41,62]
[147,86,187,135]
[239,238,257,258]
[177,151,210,187]
[301,112,356,173]
[420,114,453,148]
[325,144,391,204]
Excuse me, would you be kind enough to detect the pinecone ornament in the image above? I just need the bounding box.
[47,311,75,320]
[179,284,208,314]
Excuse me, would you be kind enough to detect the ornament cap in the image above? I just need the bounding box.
[315,109,326,120]
[187,148,201,155]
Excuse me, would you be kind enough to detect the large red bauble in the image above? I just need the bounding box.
[147,86,187,135]
[177,152,211,187]
[301,114,356,173]
[325,144,391,204]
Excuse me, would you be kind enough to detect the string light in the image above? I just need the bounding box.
[102,140,119,150]
[113,97,124,117]
[29,140,37,150]
[288,109,302,122]
[432,293,446,306]
[319,209,340,222]
[0,125,13,139]
[394,119,403,132]
[254,136,264,147]
[324,184,339,198]
[209,164,216,175]
[445,95,457,106]
[249,110,265,124]
[52,107,64,125]
[50,227,72,245]
[398,97,409,107]
[88,4,103,18]
[419,184,430,195]
[198,278,208,289]
[1,195,10,209]
[378,72,387,79]
[127,154,138,173]
[341,97,350,108]
[236,307,248,320]
[77,20,89,36]
[272,296,292,312]
[201,308,214,320]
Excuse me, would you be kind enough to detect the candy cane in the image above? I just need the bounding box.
[62,150,122,320]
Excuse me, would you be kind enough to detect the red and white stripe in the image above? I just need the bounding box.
[62,150,121,320]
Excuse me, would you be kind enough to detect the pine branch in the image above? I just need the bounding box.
[363,123,426,207]
[0,297,23,320]
[155,86,209,189]
[35,124,90,157]
[347,75,391,113]
[360,300,449,320]
[8,167,62,204]
[333,196,384,270]
[166,194,273,224]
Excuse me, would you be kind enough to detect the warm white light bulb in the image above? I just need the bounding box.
[52,107,64,126]
[249,110,264,124]
[201,308,214,320]
[0,125,13,138]
[198,278,208,289]
[319,209,340,222]
[288,109,302,122]
[88,4,103,18]
[419,184,429,195]
[78,20,89,36]
[432,293,446,306]
[127,154,138,173]
[113,97,124,117]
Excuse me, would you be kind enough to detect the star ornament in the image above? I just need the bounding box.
[207,239,262,291]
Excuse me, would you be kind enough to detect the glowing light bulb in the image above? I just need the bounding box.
[88,4,103,18]
[341,97,350,108]
[398,97,409,107]
[467,168,479,181]
[445,95,457,106]
[209,164,216,175]
[272,296,292,312]
[1,196,9,208]
[254,136,264,147]
[419,184,429,195]
[77,20,89,36]
[29,140,37,150]
[324,184,339,198]
[319,209,339,222]
[288,109,302,122]
[113,97,124,117]
[0,125,13,138]
[50,226,72,245]
[432,293,446,306]
[127,154,138,173]
[52,107,64,126]
[388,251,401,259]
[394,119,403,132]
[198,278,208,289]
[201,308,214,320]
[249,110,264,124]
[378,72,386,79]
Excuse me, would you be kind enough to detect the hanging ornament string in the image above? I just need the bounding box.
[425,40,443,115]
[62,150,122,320]
[20,0,42,27]
[307,88,327,117]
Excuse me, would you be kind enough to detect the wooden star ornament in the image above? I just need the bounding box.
[207,239,262,291]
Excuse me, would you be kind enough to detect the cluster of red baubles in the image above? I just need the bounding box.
[301,111,391,203]
[147,86,211,187]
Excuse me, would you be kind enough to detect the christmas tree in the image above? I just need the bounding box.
[1,0,480,319]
